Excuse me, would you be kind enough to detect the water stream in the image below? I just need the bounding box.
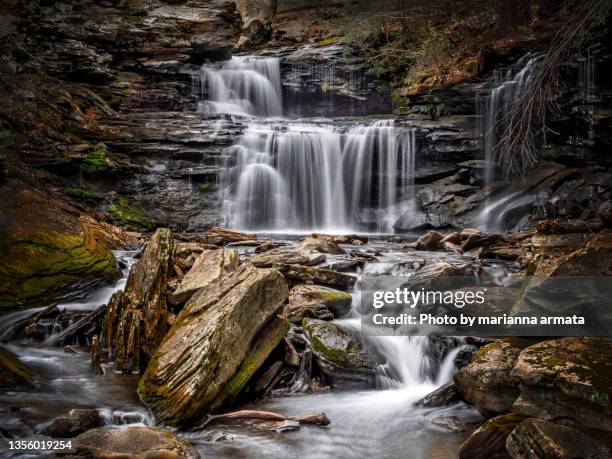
[199,56,417,233]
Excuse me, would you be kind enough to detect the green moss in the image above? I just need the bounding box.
[316,37,339,47]
[66,188,104,202]
[108,196,154,230]
[0,228,118,308]
[82,147,107,172]
[197,182,211,193]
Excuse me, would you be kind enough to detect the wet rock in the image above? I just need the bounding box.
[139,264,288,426]
[431,414,482,432]
[0,185,119,310]
[285,284,352,323]
[303,318,377,385]
[42,409,102,438]
[405,230,444,250]
[454,338,533,416]
[510,229,612,318]
[535,218,603,235]
[415,382,463,408]
[454,344,478,369]
[170,248,239,305]
[235,0,276,48]
[506,419,611,459]
[201,227,256,246]
[598,201,612,226]
[297,235,345,254]
[458,413,525,459]
[73,427,199,458]
[510,337,612,432]
[0,346,37,388]
[404,260,474,291]
[250,249,326,268]
[103,228,175,373]
[275,264,357,289]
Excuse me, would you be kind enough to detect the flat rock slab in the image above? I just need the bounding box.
[74,427,199,458]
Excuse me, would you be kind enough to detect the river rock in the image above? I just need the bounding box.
[506,419,611,459]
[170,248,239,305]
[73,427,199,458]
[250,249,326,268]
[303,318,377,385]
[42,408,102,438]
[0,185,119,310]
[201,227,256,246]
[275,264,357,289]
[454,338,534,416]
[406,230,445,250]
[458,413,525,459]
[0,346,37,388]
[415,382,463,408]
[297,235,345,254]
[284,284,352,323]
[510,229,612,319]
[139,264,289,426]
[510,337,612,432]
[103,228,175,373]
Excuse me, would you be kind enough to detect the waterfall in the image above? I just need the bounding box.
[218,120,417,233]
[478,55,538,186]
[578,47,597,102]
[195,56,283,117]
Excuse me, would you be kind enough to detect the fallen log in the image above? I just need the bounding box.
[46,304,107,346]
[194,409,330,429]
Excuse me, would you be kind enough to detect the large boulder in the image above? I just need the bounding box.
[0,345,37,388]
[139,263,289,426]
[284,284,352,323]
[103,228,176,373]
[511,229,612,320]
[0,185,119,310]
[303,318,378,385]
[510,337,612,432]
[453,338,534,416]
[170,248,239,305]
[506,419,611,459]
[73,427,199,458]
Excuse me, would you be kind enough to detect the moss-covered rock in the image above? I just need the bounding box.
[510,337,612,432]
[138,263,288,426]
[0,185,119,310]
[108,196,153,230]
[453,338,534,416]
[284,284,352,323]
[0,345,37,388]
[302,318,378,385]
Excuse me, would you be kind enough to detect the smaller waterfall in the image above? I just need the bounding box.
[195,56,283,117]
[218,120,417,233]
[578,47,597,103]
[478,55,538,186]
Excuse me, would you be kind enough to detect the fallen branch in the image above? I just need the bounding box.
[193,409,330,429]
[45,304,107,346]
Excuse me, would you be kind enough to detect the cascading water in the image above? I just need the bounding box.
[475,55,539,231]
[195,56,283,117]
[218,120,416,233]
[478,55,538,186]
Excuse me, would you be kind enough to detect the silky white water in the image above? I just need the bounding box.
[218,120,417,233]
